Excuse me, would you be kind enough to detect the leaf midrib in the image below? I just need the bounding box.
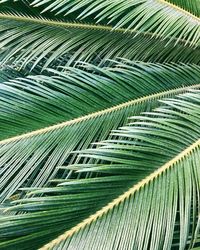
[39,110,200,250]
[1,84,200,145]
[161,0,200,20]
[0,13,197,47]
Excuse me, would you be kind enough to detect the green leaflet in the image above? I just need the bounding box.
[0,1,199,249]
[2,90,200,249]
[1,61,200,139]
[27,0,200,46]
[166,0,200,17]
[0,13,199,68]
[0,61,200,203]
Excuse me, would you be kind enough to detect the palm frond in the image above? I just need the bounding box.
[27,0,200,46]
[2,90,200,249]
[0,13,199,69]
[2,0,200,32]
[0,61,199,203]
[3,61,200,139]
[166,0,200,17]
[0,1,200,249]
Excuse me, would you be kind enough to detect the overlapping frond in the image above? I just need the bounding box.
[0,13,199,69]
[27,0,200,46]
[0,0,200,249]
[2,90,200,249]
[2,0,200,31]
[0,62,199,203]
[3,61,200,139]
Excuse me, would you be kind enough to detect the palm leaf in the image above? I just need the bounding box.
[165,0,200,17]
[0,1,200,249]
[0,61,200,203]
[3,61,200,139]
[26,0,200,46]
[0,11,199,68]
[2,90,200,249]
[2,0,200,31]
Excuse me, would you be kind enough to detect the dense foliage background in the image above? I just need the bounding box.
[0,0,200,249]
